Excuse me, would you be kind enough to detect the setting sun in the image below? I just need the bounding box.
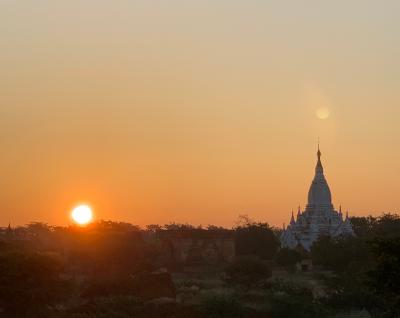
[71,205,93,225]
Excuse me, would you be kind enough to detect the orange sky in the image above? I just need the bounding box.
[1,1,399,227]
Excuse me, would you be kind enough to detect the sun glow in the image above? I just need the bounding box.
[71,204,93,225]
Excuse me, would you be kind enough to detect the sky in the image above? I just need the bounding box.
[1,1,399,227]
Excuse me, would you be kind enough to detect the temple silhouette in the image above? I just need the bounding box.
[281,145,354,251]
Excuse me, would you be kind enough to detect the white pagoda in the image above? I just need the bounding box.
[281,145,354,251]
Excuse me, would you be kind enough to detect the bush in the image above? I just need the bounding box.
[0,252,71,316]
[275,248,302,268]
[71,296,143,318]
[367,237,400,317]
[331,310,371,318]
[198,292,246,318]
[268,279,328,318]
[224,257,272,288]
[320,272,383,314]
[311,236,372,273]
[235,217,279,260]
[83,271,175,301]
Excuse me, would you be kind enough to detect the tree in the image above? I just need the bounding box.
[71,296,143,318]
[146,224,162,233]
[234,215,279,260]
[68,228,153,277]
[268,279,327,318]
[350,213,400,239]
[368,237,400,316]
[224,257,272,288]
[0,252,71,316]
[311,236,372,273]
[199,292,246,318]
[275,248,302,268]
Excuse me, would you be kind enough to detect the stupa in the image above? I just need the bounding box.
[280,145,354,251]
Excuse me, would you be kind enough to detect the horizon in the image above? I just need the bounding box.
[1,1,399,227]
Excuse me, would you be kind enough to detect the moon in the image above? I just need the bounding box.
[316,107,330,120]
[315,107,331,120]
[71,204,93,225]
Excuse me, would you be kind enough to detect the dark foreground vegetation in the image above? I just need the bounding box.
[0,213,399,317]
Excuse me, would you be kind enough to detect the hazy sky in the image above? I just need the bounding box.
[1,1,399,227]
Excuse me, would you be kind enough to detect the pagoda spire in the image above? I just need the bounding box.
[290,210,295,224]
[315,140,323,174]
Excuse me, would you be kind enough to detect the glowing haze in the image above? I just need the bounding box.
[1,1,399,227]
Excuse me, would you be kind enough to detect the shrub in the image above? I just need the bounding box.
[198,292,246,318]
[331,310,372,318]
[311,236,372,273]
[224,257,272,288]
[268,279,328,318]
[70,296,143,318]
[235,219,279,260]
[275,248,302,268]
[0,252,71,316]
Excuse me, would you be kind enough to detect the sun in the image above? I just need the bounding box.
[71,204,93,225]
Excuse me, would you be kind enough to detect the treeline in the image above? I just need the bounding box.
[309,213,400,317]
[0,213,399,317]
[196,213,400,318]
[0,217,279,317]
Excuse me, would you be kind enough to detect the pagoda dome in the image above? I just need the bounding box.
[307,146,332,207]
